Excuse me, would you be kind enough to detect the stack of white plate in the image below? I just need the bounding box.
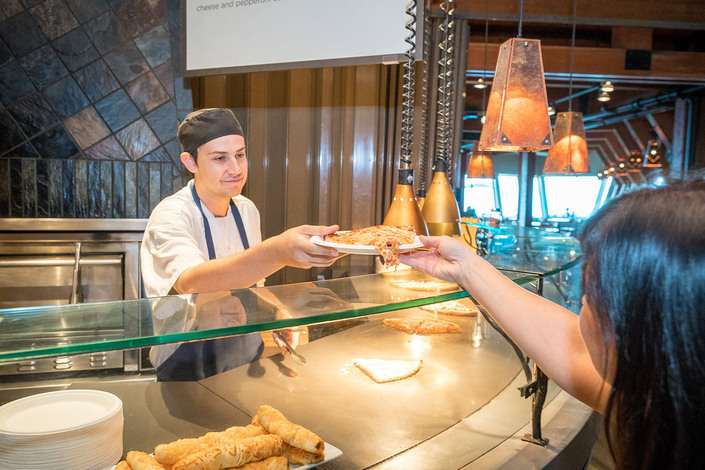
[0,389,123,470]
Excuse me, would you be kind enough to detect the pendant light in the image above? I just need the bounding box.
[478,0,553,152]
[421,0,461,237]
[627,149,642,172]
[543,112,589,173]
[543,0,590,174]
[642,139,665,169]
[467,141,495,178]
[383,0,428,235]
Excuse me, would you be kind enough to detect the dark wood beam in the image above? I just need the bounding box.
[466,43,705,84]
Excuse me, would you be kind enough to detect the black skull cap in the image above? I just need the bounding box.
[177,108,244,152]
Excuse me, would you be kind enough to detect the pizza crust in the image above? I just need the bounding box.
[353,358,423,383]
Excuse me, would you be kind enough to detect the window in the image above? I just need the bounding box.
[462,175,496,217]
[542,175,607,219]
[462,173,614,224]
[497,174,518,220]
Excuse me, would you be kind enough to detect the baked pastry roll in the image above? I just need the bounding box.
[256,405,324,455]
[172,434,283,470]
[155,424,266,464]
[115,461,132,470]
[127,450,165,469]
[237,456,289,469]
[281,443,325,465]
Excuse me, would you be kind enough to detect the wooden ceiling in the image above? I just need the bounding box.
[429,0,705,170]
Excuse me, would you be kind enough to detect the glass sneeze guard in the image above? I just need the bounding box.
[0,268,536,362]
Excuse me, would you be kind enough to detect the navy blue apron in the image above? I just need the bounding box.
[155,184,264,382]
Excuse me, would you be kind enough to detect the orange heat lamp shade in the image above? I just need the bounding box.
[467,142,495,178]
[543,112,589,174]
[383,168,428,236]
[421,159,461,237]
[478,38,553,152]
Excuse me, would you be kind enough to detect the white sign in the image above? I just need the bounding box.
[183,0,422,75]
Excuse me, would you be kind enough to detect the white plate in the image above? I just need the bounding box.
[311,234,424,255]
[294,441,343,469]
[0,389,122,435]
[106,442,342,470]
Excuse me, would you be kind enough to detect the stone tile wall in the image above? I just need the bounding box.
[0,0,191,218]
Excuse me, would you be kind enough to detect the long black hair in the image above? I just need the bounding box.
[577,178,705,470]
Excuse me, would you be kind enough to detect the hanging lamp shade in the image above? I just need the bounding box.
[615,158,628,176]
[421,159,461,237]
[478,38,553,152]
[643,139,665,168]
[384,169,428,235]
[627,150,643,172]
[467,142,495,178]
[543,111,589,174]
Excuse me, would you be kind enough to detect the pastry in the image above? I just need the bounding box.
[172,434,283,470]
[256,405,324,455]
[155,425,266,465]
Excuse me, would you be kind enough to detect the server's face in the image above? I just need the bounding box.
[188,134,248,200]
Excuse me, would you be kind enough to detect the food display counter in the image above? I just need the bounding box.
[0,227,599,469]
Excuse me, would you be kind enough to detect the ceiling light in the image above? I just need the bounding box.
[547,105,556,116]
[600,81,614,92]
[597,91,611,102]
[473,77,487,89]
[478,38,553,152]
[467,141,495,178]
[543,112,589,174]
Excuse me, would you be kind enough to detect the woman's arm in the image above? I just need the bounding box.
[400,235,611,413]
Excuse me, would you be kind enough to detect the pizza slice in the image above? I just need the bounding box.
[374,237,402,268]
[353,358,423,383]
[324,225,416,268]
[383,317,461,335]
[419,300,479,316]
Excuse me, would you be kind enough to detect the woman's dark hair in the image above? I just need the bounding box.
[577,178,705,469]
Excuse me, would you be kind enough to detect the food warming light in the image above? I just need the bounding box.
[420,0,461,237]
[382,0,428,235]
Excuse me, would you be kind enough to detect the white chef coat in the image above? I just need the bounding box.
[140,179,264,299]
[141,180,265,371]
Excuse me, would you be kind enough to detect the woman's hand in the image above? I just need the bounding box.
[399,235,474,286]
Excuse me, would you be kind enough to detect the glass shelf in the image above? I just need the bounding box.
[0,226,581,364]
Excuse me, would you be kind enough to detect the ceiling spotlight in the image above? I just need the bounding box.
[473,77,487,89]
[597,91,611,102]
[547,105,556,116]
[600,81,614,92]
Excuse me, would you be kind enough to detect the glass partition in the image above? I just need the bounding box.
[0,226,582,364]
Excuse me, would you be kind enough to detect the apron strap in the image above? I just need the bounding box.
[190,183,250,260]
